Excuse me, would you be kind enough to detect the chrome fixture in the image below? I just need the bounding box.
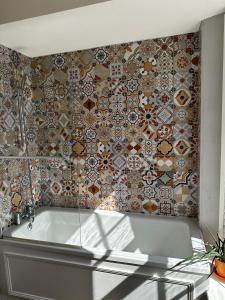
[0,156,59,160]
[15,204,35,230]
[15,73,36,229]
[0,227,3,238]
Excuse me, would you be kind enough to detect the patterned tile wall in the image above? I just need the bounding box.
[0,45,34,226]
[0,32,200,227]
[0,45,31,156]
[27,32,200,217]
[0,159,31,226]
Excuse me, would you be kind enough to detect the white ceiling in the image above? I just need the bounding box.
[0,0,108,24]
[0,0,224,58]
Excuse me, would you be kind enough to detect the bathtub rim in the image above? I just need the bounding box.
[7,205,200,221]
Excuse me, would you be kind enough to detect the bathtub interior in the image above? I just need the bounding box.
[80,210,193,258]
[8,209,81,245]
[5,208,195,259]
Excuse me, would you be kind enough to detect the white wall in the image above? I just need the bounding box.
[221,16,225,237]
[200,13,225,240]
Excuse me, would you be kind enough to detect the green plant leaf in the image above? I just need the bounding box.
[170,227,225,270]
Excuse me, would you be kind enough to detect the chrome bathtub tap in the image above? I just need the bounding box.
[0,227,3,238]
[15,212,21,225]
[15,204,35,230]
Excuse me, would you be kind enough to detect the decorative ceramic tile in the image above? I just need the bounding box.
[0,32,200,224]
[0,158,40,226]
[0,45,32,156]
[29,32,199,217]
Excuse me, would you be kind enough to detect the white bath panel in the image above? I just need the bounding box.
[4,252,190,300]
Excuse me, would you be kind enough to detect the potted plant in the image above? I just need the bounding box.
[172,232,225,279]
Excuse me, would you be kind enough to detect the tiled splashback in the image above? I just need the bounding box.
[0,46,31,156]
[0,32,200,225]
[0,45,32,226]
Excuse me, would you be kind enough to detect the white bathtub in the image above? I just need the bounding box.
[0,208,209,300]
[7,207,198,259]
